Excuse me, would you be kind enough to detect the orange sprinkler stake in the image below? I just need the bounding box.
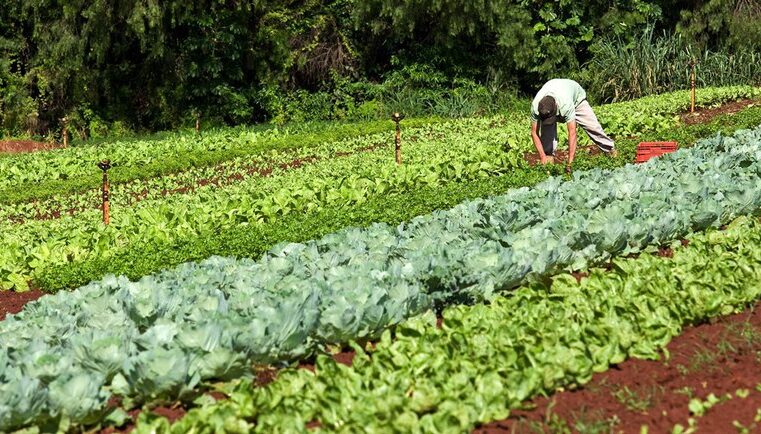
[61,117,69,148]
[98,160,111,225]
[391,112,405,165]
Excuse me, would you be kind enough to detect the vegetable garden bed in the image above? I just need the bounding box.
[681,97,758,125]
[3,122,761,432]
[2,88,761,433]
[1,141,387,224]
[479,301,761,433]
[136,214,761,434]
[0,140,64,154]
[1,86,759,293]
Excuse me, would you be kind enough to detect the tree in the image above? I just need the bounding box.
[351,0,661,88]
[676,0,761,52]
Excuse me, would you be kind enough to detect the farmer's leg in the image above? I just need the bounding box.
[575,100,615,153]
[540,122,558,157]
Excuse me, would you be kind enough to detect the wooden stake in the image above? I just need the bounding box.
[61,117,69,148]
[98,160,111,225]
[195,112,201,135]
[391,113,405,165]
[690,60,697,114]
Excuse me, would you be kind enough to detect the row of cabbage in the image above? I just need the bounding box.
[2,125,761,431]
[147,215,761,434]
[2,87,759,292]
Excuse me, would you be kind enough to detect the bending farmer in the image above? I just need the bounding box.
[530,79,617,172]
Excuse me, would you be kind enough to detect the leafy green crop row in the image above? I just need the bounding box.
[0,116,527,291]
[0,128,398,223]
[5,85,741,223]
[1,87,758,292]
[35,105,761,292]
[597,85,760,137]
[143,215,761,434]
[0,86,756,205]
[0,117,443,204]
[2,125,761,431]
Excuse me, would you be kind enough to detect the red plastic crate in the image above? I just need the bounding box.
[635,141,679,163]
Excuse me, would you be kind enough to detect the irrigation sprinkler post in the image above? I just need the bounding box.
[61,117,69,148]
[391,112,405,165]
[97,160,111,225]
[690,59,697,113]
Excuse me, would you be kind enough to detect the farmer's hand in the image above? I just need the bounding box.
[565,164,572,175]
[540,155,554,165]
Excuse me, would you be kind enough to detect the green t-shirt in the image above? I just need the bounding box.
[530,79,587,123]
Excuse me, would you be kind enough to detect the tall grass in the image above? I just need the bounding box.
[579,27,761,103]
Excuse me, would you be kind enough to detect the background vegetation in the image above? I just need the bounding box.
[0,0,759,139]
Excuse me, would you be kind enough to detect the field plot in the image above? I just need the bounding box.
[2,116,761,432]
[133,126,761,434]
[3,2,761,432]
[1,86,759,293]
[482,304,761,433]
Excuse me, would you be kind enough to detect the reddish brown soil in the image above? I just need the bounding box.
[475,303,761,434]
[524,145,603,167]
[100,404,186,434]
[0,289,44,321]
[150,406,186,423]
[0,140,63,153]
[571,271,590,283]
[255,366,280,387]
[299,348,359,372]
[681,98,758,125]
[332,350,357,367]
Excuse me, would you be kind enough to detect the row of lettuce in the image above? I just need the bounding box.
[2,125,761,432]
[0,117,444,204]
[0,126,411,223]
[1,86,760,292]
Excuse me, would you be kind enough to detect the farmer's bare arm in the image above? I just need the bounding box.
[567,121,577,168]
[530,121,548,164]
